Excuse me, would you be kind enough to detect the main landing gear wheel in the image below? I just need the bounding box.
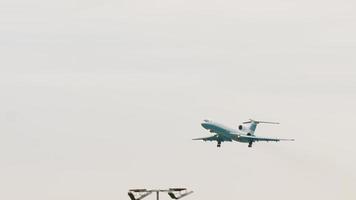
[217,141,221,147]
[248,141,253,148]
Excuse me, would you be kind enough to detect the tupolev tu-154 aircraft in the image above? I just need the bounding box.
[193,119,294,147]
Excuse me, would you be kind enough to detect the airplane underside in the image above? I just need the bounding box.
[196,119,294,148]
[216,140,253,148]
[215,136,254,148]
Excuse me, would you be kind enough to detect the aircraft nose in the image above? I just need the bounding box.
[201,123,209,129]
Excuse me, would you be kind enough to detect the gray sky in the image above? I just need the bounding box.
[1,0,356,200]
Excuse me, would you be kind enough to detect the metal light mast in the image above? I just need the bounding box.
[128,188,193,200]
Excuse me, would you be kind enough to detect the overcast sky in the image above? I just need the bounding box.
[1,1,356,200]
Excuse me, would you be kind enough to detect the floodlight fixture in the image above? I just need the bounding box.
[169,188,186,192]
[128,188,193,200]
[168,188,193,199]
[128,189,153,200]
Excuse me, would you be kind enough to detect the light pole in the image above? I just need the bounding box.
[128,188,193,200]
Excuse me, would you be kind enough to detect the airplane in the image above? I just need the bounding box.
[193,119,294,147]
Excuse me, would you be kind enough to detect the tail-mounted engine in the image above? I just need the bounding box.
[238,124,250,132]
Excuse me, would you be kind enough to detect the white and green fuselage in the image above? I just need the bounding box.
[194,119,293,148]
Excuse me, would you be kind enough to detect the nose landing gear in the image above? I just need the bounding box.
[248,141,253,148]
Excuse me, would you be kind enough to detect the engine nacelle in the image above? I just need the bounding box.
[238,124,250,132]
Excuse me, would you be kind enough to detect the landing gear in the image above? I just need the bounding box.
[217,141,221,147]
[248,141,253,148]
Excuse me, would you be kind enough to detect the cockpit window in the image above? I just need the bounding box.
[203,119,210,122]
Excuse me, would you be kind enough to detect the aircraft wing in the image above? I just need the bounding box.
[239,135,294,142]
[192,135,219,141]
[193,135,233,142]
